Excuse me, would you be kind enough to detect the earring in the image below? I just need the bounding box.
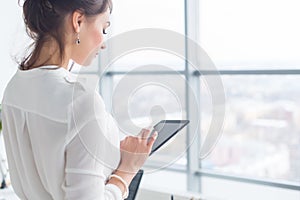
[75,33,80,45]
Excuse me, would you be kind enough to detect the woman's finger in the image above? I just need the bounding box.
[138,127,151,139]
[137,128,146,137]
[142,128,153,140]
[147,131,158,148]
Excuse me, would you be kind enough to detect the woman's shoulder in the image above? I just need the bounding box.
[2,67,104,123]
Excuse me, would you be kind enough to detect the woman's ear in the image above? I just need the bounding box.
[72,10,85,33]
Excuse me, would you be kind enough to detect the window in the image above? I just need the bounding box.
[98,0,187,169]
[97,0,300,199]
[198,0,300,69]
[107,0,185,71]
[196,0,300,198]
[200,75,300,184]
[110,0,184,35]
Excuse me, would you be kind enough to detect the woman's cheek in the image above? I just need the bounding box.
[93,29,104,47]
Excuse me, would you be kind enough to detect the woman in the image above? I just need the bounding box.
[1,0,157,199]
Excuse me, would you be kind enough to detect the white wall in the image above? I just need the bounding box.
[0,2,24,101]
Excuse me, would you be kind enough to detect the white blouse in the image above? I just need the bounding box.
[1,66,123,200]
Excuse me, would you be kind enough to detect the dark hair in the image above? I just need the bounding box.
[18,0,113,70]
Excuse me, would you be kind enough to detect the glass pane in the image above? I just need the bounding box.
[111,74,187,167]
[198,0,300,69]
[107,0,185,71]
[110,0,184,35]
[200,75,300,185]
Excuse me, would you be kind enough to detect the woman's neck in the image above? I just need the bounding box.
[26,38,70,70]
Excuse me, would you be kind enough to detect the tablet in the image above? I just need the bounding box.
[125,170,144,200]
[149,120,190,156]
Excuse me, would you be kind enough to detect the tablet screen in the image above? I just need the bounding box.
[150,120,189,155]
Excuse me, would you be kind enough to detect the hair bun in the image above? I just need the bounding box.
[22,0,58,38]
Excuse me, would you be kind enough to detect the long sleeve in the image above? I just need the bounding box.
[63,126,122,200]
[63,91,122,200]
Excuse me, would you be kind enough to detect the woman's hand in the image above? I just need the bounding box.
[107,128,157,195]
[117,128,157,175]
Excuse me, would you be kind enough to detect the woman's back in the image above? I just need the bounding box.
[1,66,120,199]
